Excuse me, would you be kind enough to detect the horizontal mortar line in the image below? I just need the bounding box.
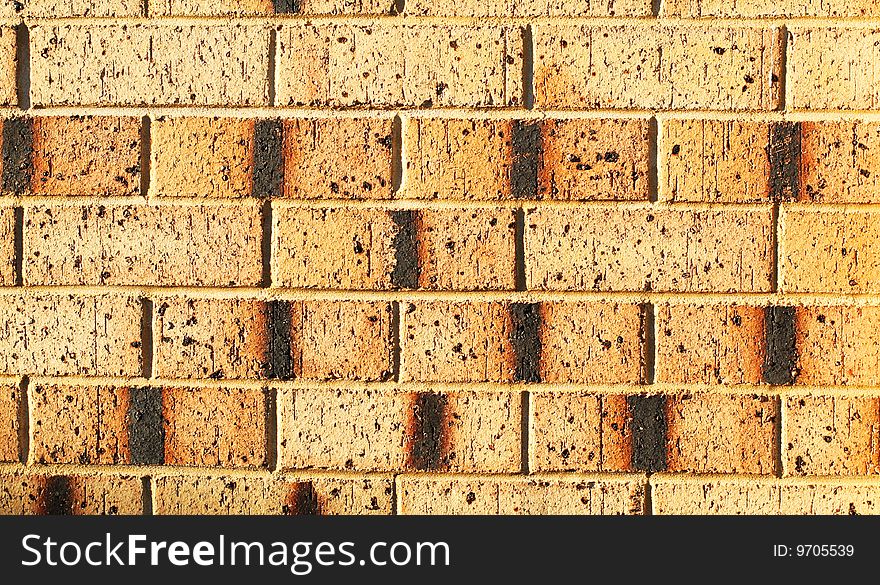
[22,376,880,396]
[649,472,880,485]
[22,15,880,26]
[0,462,396,479]
[4,288,880,305]
[269,199,779,210]
[0,196,261,206]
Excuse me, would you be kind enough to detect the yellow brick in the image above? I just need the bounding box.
[26,0,142,16]
[795,306,880,386]
[150,0,393,15]
[801,121,880,203]
[662,0,880,16]
[0,207,13,286]
[0,27,15,107]
[0,470,143,515]
[0,383,21,462]
[406,0,650,16]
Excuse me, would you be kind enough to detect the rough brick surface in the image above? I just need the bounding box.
[406,0,650,15]
[25,205,263,286]
[0,470,143,515]
[30,24,270,106]
[535,26,782,110]
[0,384,21,463]
[0,28,15,107]
[789,28,880,110]
[0,207,13,286]
[151,0,394,15]
[277,24,524,108]
[653,478,880,515]
[397,475,646,515]
[794,306,880,386]
[279,388,520,472]
[661,0,879,16]
[26,0,142,16]
[153,474,394,515]
[525,208,774,292]
[800,121,880,203]
[781,210,880,293]
[0,294,141,376]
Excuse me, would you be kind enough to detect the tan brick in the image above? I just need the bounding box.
[278,24,524,108]
[405,118,649,201]
[151,0,393,15]
[401,301,516,383]
[0,383,21,463]
[0,3,19,17]
[530,392,632,472]
[656,305,766,385]
[661,0,880,16]
[406,0,650,15]
[535,25,782,110]
[397,475,646,515]
[154,298,269,380]
[0,294,141,376]
[666,393,778,474]
[153,474,393,514]
[795,306,880,386]
[0,470,143,515]
[789,27,880,110]
[781,209,880,294]
[0,207,13,286]
[26,0,143,16]
[652,477,880,515]
[538,302,644,384]
[24,204,263,287]
[283,118,393,199]
[784,395,880,477]
[800,121,880,203]
[0,28,15,107]
[30,24,270,106]
[279,388,520,472]
[525,207,774,292]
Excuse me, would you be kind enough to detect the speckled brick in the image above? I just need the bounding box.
[0,28,15,107]
[789,27,880,110]
[652,477,880,514]
[781,209,880,294]
[0,470,143,515]
[397,475,646,515]
[784,395,880,476]
[26,0,143,16]
[272,206,515,290]
[404,117,649,201]
[0,383,21,462]
[406,0,650,15]
[278,388,520,472]
[0,207,13,286]
[30,24,270,106]
[800,121,880,203]
[0,294,141,376]
[24,204,263,287]
[656,304,767,385]
[535,25,782,110]
[794,306,880,386]
[150,0,394,15]
[525,207,774,292]
[666,393,778,474]
[661,0,879,16]
[277,24,524,108]
[153,474,394,515]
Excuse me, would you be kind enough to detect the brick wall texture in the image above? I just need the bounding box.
[1,1,879,517]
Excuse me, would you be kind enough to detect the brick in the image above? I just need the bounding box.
[794,306,880,386]
[781,210,880,294]
[785,395,880,476]
[25,0,143,16]
[30,24,270,106]
[0,383,21,462]
[278,388,520,472]
[24,204,263,286]
[525,207,774,292]
[29,384,267,468]
[405,117,649,201]
[154,299,394,381]
[535,26,782,110]
[0,294,141,376]
[665,393,778,474]
[0,471,143,515]
[530,392,632,472]
[150,0,394,15]
[661,0,879,16]
[652,478,880,515]
[789,28,880,110]
[397,475,646,515]
[0,207,13,286]
[656,304,767,385]
[277,24,524,108]
[283,118,393,200]
[153,474,394,514]
[0,28,15,107]
[272,206,516,290]
[800,121,880,203]
[406,0,651,15]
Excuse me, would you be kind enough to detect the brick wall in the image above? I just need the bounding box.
[1,1,879,516]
